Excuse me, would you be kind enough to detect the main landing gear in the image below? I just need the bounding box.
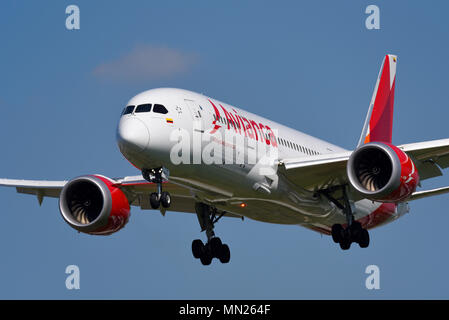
[322,186,370,250]
[142,167,171,209]
[331,221,370,250]
[191,203,231,266]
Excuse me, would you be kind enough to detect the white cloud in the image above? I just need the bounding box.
[92,45,196,81]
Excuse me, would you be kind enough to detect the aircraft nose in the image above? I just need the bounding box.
[117,117,150,152]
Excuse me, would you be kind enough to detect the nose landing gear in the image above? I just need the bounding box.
[142,167,171,209]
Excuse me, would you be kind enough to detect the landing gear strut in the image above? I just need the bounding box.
[191,203,230,265]
[323,186,370,250]
[142,167,171,209]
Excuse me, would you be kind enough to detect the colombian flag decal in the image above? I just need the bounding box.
[166,118,174,124]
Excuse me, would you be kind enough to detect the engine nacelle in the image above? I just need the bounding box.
[59,175,130,235]
[347,142,419,202]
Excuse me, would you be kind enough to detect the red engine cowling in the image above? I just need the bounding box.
[347,142,419,202]
[59,175,130,235]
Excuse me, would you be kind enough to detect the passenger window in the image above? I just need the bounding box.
[135,104,152,113]
[153,104,168,114]
[122,105,135,115]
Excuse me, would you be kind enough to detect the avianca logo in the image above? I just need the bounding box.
[208,99,278,148]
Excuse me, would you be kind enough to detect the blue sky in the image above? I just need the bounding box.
[1,0,449,299]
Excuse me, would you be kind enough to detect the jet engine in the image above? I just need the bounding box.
[59,175,130,235]
[347,142,419,202]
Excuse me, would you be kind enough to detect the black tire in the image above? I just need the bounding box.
[339,228,352,250]
[339,239,351,250]
[350,221,362,241]
[351,221,362,231]
[150,192,160,209]
[200,252,212,266]
[209,237,222,257]
[331,224,343,243]
[192,239,204,259]
[358,229,370,248]
[160,191,171,208]
[219,244,231,264]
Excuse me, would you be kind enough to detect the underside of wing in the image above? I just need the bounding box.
[406,185,449,202]
[279,151,352,191]
[0,178,67,204]
[0,175,241,218]
[117,176,196,213]
[117,176,241,218]
[280,138,449,192]
[398,138,449,181]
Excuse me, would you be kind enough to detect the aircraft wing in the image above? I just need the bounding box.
[0,175,243,218]
[397,138,449,180]
[406,186,449,202]
[0,179,67,204]
[279,151,352,191]
[279,138,449,194]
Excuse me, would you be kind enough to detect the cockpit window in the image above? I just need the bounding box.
[135,104,152,113]
[153,104,168,114]
[122,105,135,115]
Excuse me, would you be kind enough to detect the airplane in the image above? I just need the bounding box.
[2,54,449,266]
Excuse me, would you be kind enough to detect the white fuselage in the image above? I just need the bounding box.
[116,88,408,233]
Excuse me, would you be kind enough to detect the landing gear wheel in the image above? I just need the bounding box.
[142,167,171,210]
[219,244,231,263]
[339,228,352,250]
[200,251,212,266]
[339,238,351,250]
[150,192,160,209]
[349,221,363,243]
[192,203,231,265]
[160,191,171,208]
[331,224,344,243]
[210,237,222,257]
[192,239,204,259]
[358,229,370,248]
